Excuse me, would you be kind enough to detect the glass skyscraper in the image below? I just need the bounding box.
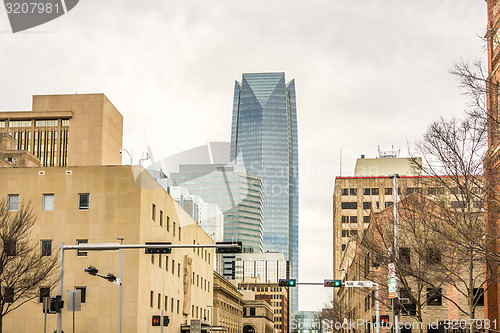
[230,72,299,311]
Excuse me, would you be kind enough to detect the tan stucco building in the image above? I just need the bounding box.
[0,94,215,332]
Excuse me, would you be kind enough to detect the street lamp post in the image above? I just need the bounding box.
[389,174,400,333]
[207,305,213,333]
[117,237,124,333]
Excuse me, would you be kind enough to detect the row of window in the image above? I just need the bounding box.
[150,291,180,314]
[7,193,90,211]
[341,201,394,210]
[342,186,482,196]
[341,216,370,223]
[341,230,358,237]
[151,204,183,242]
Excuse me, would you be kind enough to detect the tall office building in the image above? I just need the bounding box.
[170,163,264,253]
[230,72,299,310]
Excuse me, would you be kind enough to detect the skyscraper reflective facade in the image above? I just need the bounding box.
[230,72,299,310]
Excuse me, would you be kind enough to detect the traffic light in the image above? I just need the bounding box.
[278,279,297,287]
[105,273,117,283]
[145,242,172,254]
[152,315,160,326]
[84,265,98,276]
[324,279,342,287]
[163,316,170,326]
[216,241,242,254]
[380,315,389,326]
[50,295,64,313]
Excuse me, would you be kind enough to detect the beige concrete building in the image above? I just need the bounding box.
[0,93,123,167]
[0,165,215,332]
[238,277,288,333]
[213,271,244,333]
[241,290,274,333]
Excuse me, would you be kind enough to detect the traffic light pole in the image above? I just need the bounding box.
[390,174,400,333]
[56,242,240,333]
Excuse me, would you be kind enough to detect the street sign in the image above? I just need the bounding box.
[345,281,374,288]
[388,277,397,293]
[67,290,81,311]
[388,263,396,278]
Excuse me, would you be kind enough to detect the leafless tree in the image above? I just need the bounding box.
[0,200,59,332]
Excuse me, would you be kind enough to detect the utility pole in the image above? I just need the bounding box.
[389,174,400,333]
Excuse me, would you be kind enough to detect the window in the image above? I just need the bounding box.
[341,244,346,251]
[43,194,54,211]
[385,188,392,195]
[159,254,162,268]
[172,259,175,275]
[5,240,16,256]
[341,202,357,209]
[166,216,170,231]
[473,288,484,306]
[425,247,441,264]
[371,188,379,195]
[427,187,437,195]
[150,291,154,307]
[151,254,154,264]
[76,239,88,257]
[385,201,393,208]
[173,222,176,236]
[177,300,180,313]
[341,216,349,223]
[4,287,14,303]
[406,188,414,194]
[451,201,467,209]
[350,216,357,223]
[363,188,370,195]
[427,288,442,306]
[342,230,349,237]
[179,227,181,241]
[165,256,169,271]
[164,296,168,311]
[78,193,90,210]
[41,240,52,256]
[363,202,371,209]
[8,194,19,211]
[160,210,163,227]
[250,307,256,316]
[75,286,86,303]
[341,188,349,195]
[158,293,161,309]
[171,298,174,312]
[364,254,370,277]
[152,204,156,221]
[400,247,410,265]
[349,188,357,195]
[363,216,370,223]
[350,230,358,236]
[39,287,50,303]
[178,263,181,277]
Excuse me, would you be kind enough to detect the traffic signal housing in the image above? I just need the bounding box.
[215,241,242,254]
[152,315,160,326]
[278,279,297,287]
[145,242,172,254]
[84,265,98,276]
[50,295,64,313]
[324,279,342,287]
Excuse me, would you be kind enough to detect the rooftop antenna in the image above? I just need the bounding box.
[339,149,342,177]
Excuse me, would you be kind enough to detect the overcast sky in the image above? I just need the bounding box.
[0,0,487,311]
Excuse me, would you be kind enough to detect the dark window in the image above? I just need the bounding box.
[250,307,256,316]
[78,193,90,210]
[406,188,414,194]
[39,287,50,303]
[415,188,423,194]
[76,286,86,303]
[400,247,410,265]
[160,210,163,227]
[341,230,349,237]
[150,291,154,307]
[364,254,370,277]
[341,216,349,223]
[371,188,379,195]
[76,239,88,257]
[5,240,16,256]
[41,240,52,256]
[363,216,370,223]
[385,201,393,208]
[350,230,358,236]
[427,288,442,306]
[363,188,370,195]
[152,204,156,221]
[428,187,437,195]
[451,187,459,194]
[363,202,372,209]
[4,287,14,303]
[350,188,357,196]
[158,293,161,309]
[341,188,349,196]
[173,222,176,236]
[376,202,380,209]
[425,247,441,264]
[341,244,346,251]
[451,201,467,209]
[350,216,357,223]
[473,288,484,306]
[166,216,170,231]
[385,188,392,195]
[341,202,357,209]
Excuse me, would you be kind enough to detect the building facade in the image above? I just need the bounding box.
[170,164,264,254]
[230,72,299,310]
[238,277,288,333]
[0,94,123,167]
[213,271,244,333]
[485,0,500,322]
